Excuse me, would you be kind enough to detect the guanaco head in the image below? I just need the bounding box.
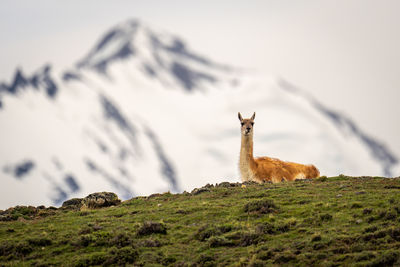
[238,112,256,136]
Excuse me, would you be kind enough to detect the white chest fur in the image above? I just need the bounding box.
[239,160,254,181]
[239,150,255,182]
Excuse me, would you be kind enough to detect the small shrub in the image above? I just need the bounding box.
[354,251,375,262]
[257,250,274,260]
[388,227,400,241]
[162,256,177,265]
[363,230,387,241]
[366,250,399,267]
[311,234,322,242]
[244,199,278,214]
[366,216,376,223]
[138,238,162,247]
[217,224,233,233]
[196,253,215,266]
[312,242,326,250]
[316,253,328,259]
[79,227,93,235]
[0,243,14,257]
[248,258,266,267]
[256,222,276,235]
[374,230,387,239]
[394,205,400,214]
[194,226,220,241]
[363,226,378,233]
[78,235,93,247]
[194,224,232,242]
[15,243,33,256]
[92,231,112,246]
[12,206,36,216]
[293,241,306,251]
[351,244,364,253]
[75,252,107,267]
[110,233,133,248]
[137,221,167,236]
[332,247,349,254]
[104,247,139,265]
[208,236,233,247]
[376,209,397,220]
[27,237,52,247]
[275,218,297,233]
[319,213,333,221]
[363,208,373,215]
[274,253,296,264]
[385,210,398,220]
[351,202,363,209]
[239,232,259,246]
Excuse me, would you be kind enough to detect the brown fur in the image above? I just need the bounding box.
[238,112,320,183]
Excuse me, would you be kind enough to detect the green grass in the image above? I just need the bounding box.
[1,176,400,266]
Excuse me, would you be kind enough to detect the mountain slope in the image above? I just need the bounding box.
[0,19,398,209]
[0,176,400,266]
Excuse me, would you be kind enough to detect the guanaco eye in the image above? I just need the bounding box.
[241,123,244,126]
[251,122,254,126]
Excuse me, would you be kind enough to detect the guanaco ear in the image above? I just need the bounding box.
[250,112,256,121]
[238,112,243,122]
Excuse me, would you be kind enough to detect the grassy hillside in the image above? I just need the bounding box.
[1,176,400,266]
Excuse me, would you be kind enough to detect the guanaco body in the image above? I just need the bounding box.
[238,112,319,183]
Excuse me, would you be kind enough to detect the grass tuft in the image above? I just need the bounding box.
[137,221,167,236]
[244,199,278,214]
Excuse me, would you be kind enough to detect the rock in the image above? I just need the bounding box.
[242,181,259,186]
[83,192,121,209]
[203,183,214,188]
[61,198,83,210]
[191,187,211,195]
[62,192,121,210]
[0,215,11,221]
[217,182,232,188]
[355,191,366,195]
[217,182,240,188]
[0,205,58,221]
[147,193,163,199]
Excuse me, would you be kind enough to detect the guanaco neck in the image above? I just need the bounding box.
[240,133,255,166]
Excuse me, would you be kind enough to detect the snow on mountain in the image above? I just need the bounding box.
[0,19,398,209]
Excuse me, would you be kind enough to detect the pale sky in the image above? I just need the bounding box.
[1,0,399,157]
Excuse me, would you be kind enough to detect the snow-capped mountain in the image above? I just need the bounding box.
[0,19,398,209]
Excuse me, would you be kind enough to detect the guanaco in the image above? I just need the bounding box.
[238,112,320,183]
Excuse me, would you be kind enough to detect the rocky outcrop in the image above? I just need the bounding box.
[0,205,57,221]
[62,192,121,210]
